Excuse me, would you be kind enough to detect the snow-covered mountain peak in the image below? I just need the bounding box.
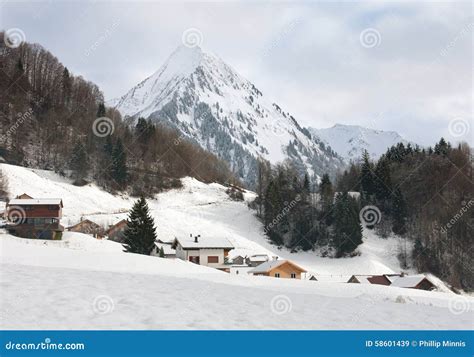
[112,45,344,186]
[309,124,409,161]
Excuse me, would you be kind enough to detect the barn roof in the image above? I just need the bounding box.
[8,198,63,207]
[349,274,392,285]
[67,219,101,230]
[390,275,433,288]
[249,259,307,274]
[154,242,176,255]
[173,235,234,249]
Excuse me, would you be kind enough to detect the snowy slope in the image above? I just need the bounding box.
[309,124,409,161]
[110,46,344,186]
[1,164,472,329]
[0,163,412,280]
[2,234,473,330]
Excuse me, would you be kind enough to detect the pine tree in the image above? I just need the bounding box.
[434,137,450,156]
[96,102,106,118]
[373,157,392,207]
[69,141,88,182]
[332,192,363,257]
[122,197,157,255]
[319,173,333,213]
[392,188,408,235]
[360,150,375,198]
[159,246,165,258]
[111,138,128,188]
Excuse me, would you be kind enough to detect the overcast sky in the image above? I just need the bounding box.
[1,1,472,146]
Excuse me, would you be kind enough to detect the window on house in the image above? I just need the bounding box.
[274,273,280,278]
[48,205,57,210]
[290,273,296,279]
[207,256,219,263]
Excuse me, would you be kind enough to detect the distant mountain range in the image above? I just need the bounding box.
[110,45,407,185]
[309,124,408,161]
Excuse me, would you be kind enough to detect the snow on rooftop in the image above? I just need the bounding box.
[390,275,429,288]
[248,259,286,273]
[154,242,176,255]
[8,198,63,206]
[174,235,234,249]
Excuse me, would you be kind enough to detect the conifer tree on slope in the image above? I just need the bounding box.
[360,150,375,199]
[392,188,408,235]
[123,197,157,255]
[69,141,89,182]
[332,192,363,257]
[111,138,128,188]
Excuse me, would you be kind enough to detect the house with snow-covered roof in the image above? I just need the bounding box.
[390,275,436,291]
[151,241,177,258]
[171,234,234,271]
[6,197,64,240]
[347,274,392,286]
[249,259,307,279]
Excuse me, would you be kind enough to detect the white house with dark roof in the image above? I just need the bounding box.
[171,234,234,271]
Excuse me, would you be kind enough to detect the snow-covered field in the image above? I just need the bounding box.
[0,163,473,329]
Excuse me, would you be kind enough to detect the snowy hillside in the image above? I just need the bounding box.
[0,163,416,279]
[2,234,473,330]
[1,163,472,329]
[110,46,344,186]
[309,124,409,161]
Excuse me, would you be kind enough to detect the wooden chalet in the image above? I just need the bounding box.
[106,219,127,242]
[67,219,105,239]
[248,259,307,279]
[6,197,64,240]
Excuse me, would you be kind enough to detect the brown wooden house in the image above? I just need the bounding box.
[249,259,307,279]
[390,275,436,291]
[347,275,392,286]
[6,198,64,240]
[106,219,127,242]
[67,219,105,239]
